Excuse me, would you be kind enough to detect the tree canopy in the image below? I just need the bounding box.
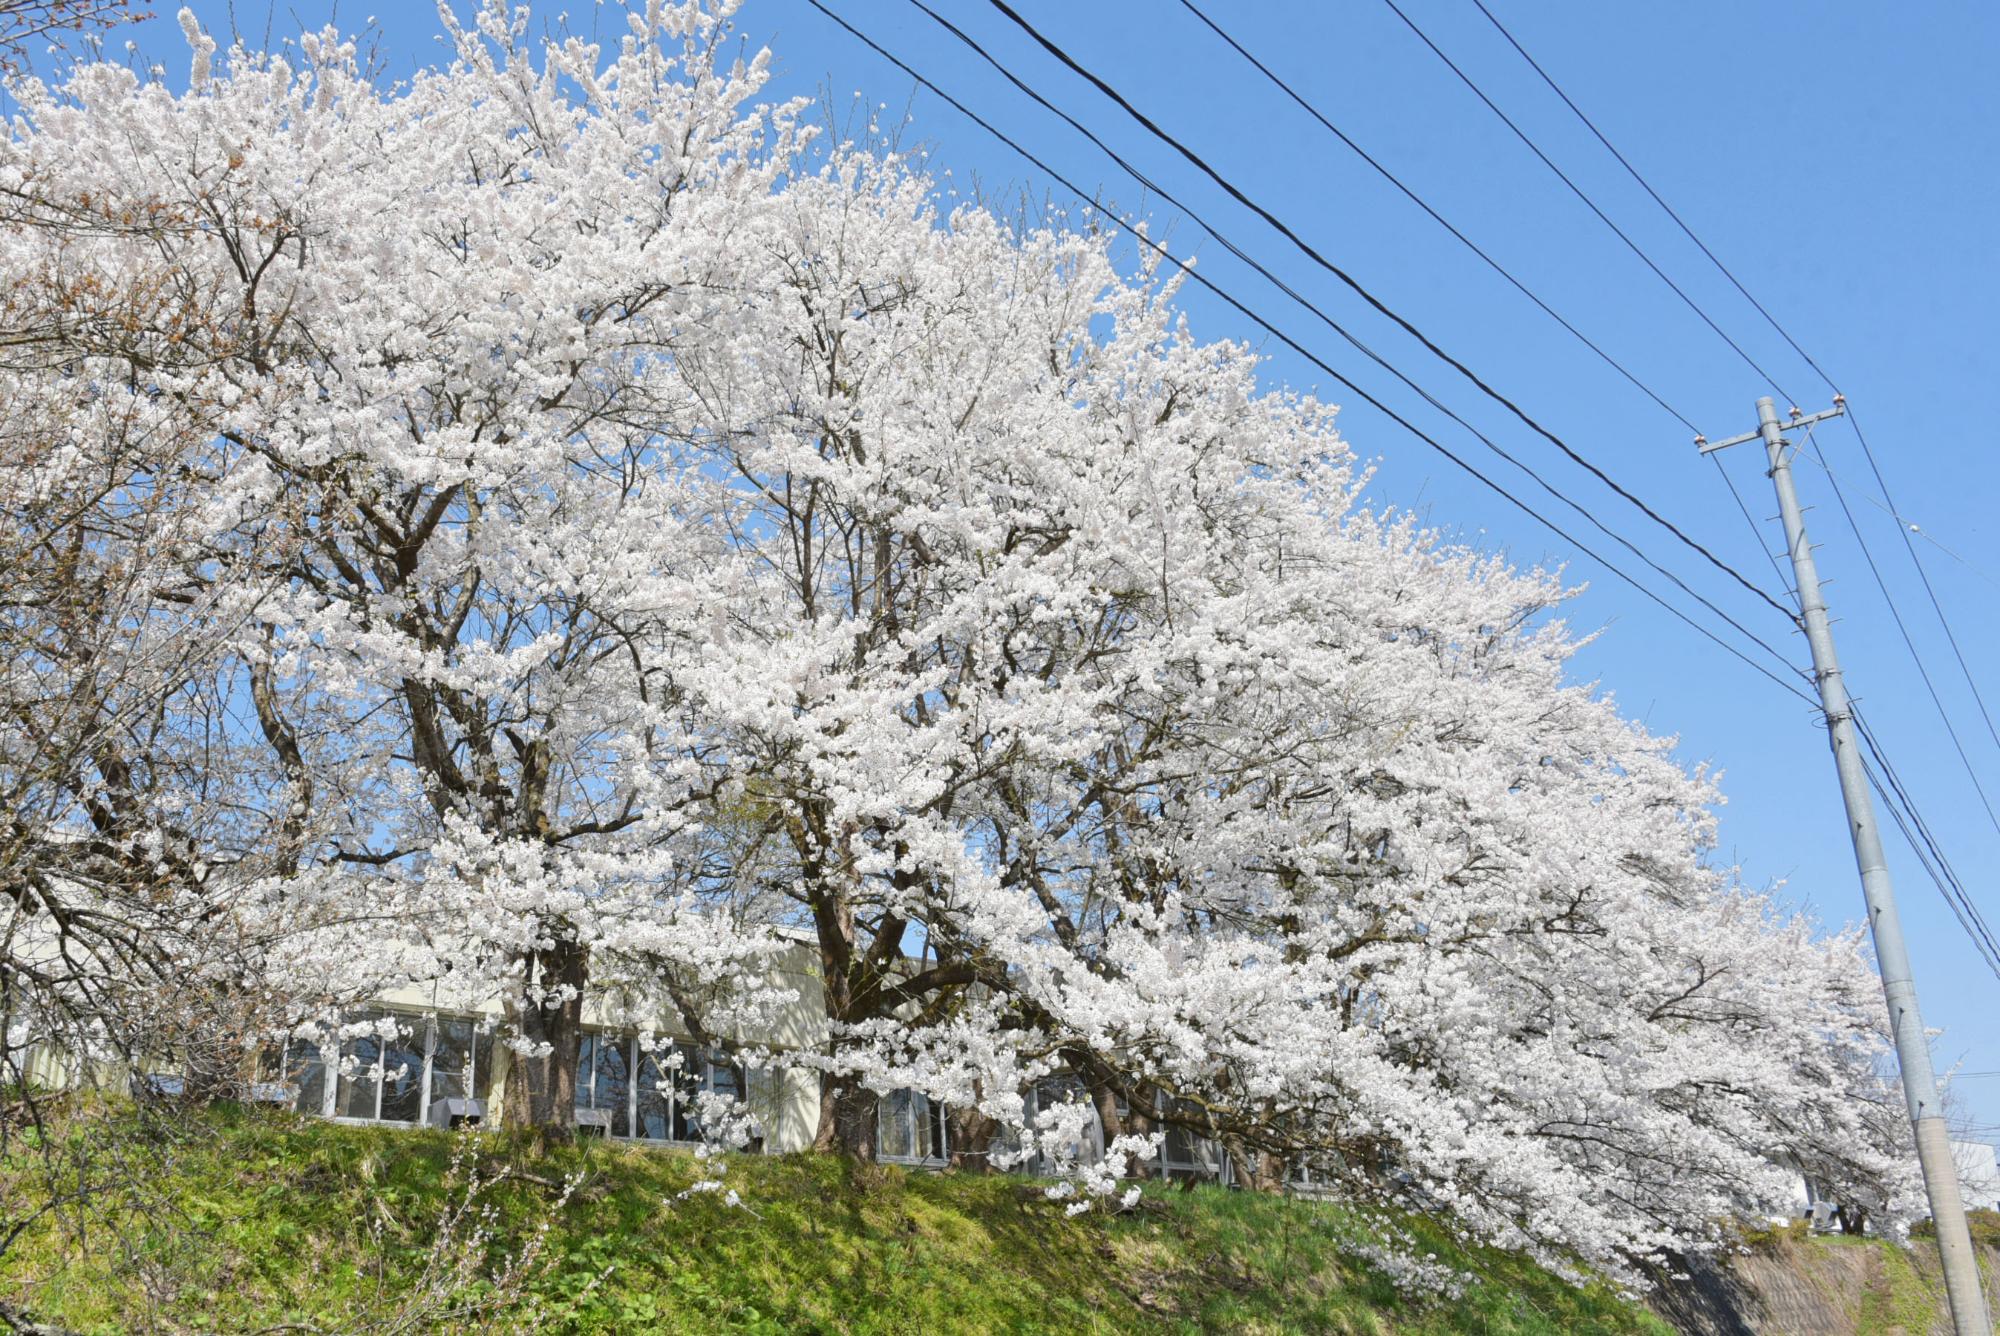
[0,0,1919,1283]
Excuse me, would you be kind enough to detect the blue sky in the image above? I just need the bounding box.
[109,1,2000,1137]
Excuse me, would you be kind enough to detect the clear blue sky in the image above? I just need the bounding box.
[109,1,2000,1139]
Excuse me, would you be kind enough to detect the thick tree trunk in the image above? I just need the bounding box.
[1076,1051,1153,1180]
[500,936,587,1136]
[947,1101,997,1172]
[804,831,882,1162]
[1223,1134,1287,1192]
[1089,1073,1124,1145]
[813,1073,879,1161]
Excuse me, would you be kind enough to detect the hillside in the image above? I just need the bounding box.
[1649,1216,2000,1336]
[0,1103,1669,1335]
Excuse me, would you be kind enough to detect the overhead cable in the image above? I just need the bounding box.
[1462,4,2000,785]
[802,0,1820,708]
[904,0,1799,671]
[1468,0,1838,393]
[1377,0,1797,403]
[972,0,1798,625]
[1855,707,2000,980]
[1175,0,1701,434]
[1790,421,2000,838]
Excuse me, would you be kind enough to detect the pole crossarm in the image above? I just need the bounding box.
[1697,399,1846,455]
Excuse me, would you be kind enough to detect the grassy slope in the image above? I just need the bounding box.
[0,1104,1669,1335]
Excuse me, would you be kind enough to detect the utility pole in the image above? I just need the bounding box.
[1700,396,1992,1334]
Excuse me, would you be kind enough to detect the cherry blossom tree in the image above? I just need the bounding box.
[0,0,1920,1281]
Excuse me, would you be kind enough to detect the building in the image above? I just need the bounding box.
[212,938,1236,1181]
[246,935,832,1154]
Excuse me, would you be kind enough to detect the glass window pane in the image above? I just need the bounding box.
[923,1097,947,1161]
[595,1036,631,1138]
[379,1018,424,1123]
[634,1047,671,1141]
[337,1017,382,1120]
[574,1034,596,1112]
[286,1040,325,1116]
[472,1028,495,1102]
[881,1089,915,1160]
[670,1043,699,1141]
[1034,1077,1098,1164]
[705,1051,743,1103]
[431,1018,475,1103]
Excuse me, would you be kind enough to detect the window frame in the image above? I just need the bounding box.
[876,1087,950,1166]
[267,1009,493,1128]
[573,1030,743,1147]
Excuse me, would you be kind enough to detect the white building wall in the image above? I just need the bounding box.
[1951,1139,2000,1213]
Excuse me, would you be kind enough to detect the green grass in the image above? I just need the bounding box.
[0,1102,1669,1334]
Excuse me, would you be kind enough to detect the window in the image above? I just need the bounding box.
[685,1049,745,1142]
[257,1037,327,1116]
[1025,1076,1103,1174]
[1156,1096,1226,1182]
[634,1045,673,1141]
[427,1017,495,1105]
[574,1033,744,1145]
[576,1032,633,1138]
[261,1011,493,1126]
[878,1089,949,1164]
[334,1014,389,1119]
[1287,1158,1331,1195]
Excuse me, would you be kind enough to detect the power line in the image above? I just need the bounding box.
[1855,705,2000,968]
[802,0,1819,708]
[1467,0,1838,395]
[972,0,1798,626]
[1855,708,2000,981]
[1864,758,2000,984]
[1378,0,1797,404]
[1842,403,2000,757]
[1862,767,2000,983]
[1174,0,1701,435]
[1789,419,2000,837]
[1467,0,2000,771]
[1708,453,1794,601]
[1175,0,1812,642]
[1800,449,2000,594]
[903,0,1800,675]
[1460,5,2000,977]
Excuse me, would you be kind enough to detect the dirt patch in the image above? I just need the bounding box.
[1650,1237,1999,1335]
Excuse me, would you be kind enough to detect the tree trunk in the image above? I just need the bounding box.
[500,936,587,1136]
[1076,1051,1153,1180]
[1089,1072,1124,1146]
[947,1098,997,1172]
[1223,1134,1286,1192]
[813,1073,879,1161]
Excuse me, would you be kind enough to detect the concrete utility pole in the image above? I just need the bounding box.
[1700,396,1992,1334]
